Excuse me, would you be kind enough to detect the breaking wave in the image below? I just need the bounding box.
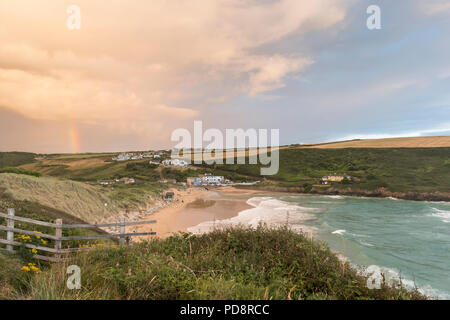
[429,208,450,223]
[188,197,317,234]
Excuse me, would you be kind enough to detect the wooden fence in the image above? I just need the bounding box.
[0,208,156,262]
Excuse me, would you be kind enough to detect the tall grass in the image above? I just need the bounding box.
[3,227,426,300]
[0,167,41,177]
[0,173,118,223]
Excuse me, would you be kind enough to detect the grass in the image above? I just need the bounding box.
[0,227,426,300]
[104,182,165,209]
[22,158,180,183]
[47,153,118,160]
[0,173,166,223]
[22,160,127,181]
[16,146,450,195]
[0,173,120,223]
[197,148,450,193]
[303,136,450,149]
[0,152,36,169]
[0,194,114,268]
[0,252,26,299]
[0,167,41,177]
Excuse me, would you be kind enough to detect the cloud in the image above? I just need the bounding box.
[336,122,450,142]
[0,1,345,114]
[423,1,450,15]
[245,55,313,96]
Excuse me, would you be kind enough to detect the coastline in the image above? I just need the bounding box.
[131,184,449,240]
[233,185,450,202]
[133,186,263,240]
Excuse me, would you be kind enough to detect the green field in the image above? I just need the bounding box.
[47,153,118,160]
[198,148,450,193]
[0,152,36,169]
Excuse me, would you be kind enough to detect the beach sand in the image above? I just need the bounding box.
[133,187,261,240]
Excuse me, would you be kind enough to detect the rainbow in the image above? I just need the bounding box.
[69,125,81,154]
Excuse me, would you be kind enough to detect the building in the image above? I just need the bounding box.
[119,177,135,184]
[320,174,351,184]
[187,177,203,187]
[99,180,115,185]
[112,152,157,162]
[162,158,188,168]
[202,175,225,185]
[163,192,175,201]
[112,153,132,161]
[130,155,143,160]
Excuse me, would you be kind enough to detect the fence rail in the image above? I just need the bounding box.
[0,208,157,262]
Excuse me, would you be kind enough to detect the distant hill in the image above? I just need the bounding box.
[0,152,36,168]
[302,136,450,149]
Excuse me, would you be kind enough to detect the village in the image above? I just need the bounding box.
[106,152,353,189]
[101,153,237,188]
[111,151,169,162]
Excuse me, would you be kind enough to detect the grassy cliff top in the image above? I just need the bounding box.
[0,174,163,225]
[1,227,427,300]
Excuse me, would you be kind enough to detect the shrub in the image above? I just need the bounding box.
[16,227,427,300]
[0,167,41,177]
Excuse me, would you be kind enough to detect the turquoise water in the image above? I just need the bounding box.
[278,195,450,299]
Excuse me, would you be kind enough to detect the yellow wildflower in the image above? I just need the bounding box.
[21,266,31,272]
[31,248,38,254]
[30,266,41,273]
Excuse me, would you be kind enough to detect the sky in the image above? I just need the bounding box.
[0,0,449,153]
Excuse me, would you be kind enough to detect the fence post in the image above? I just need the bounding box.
[6,208,15,252]
[120,218,125,246]
[54,219,62,261]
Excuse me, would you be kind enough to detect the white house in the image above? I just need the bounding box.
[113,153,132,161]
[202,175,225,185]
[99,180,115,185]
[162,158,188,168]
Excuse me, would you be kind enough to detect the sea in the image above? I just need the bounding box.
[188,193,450,299]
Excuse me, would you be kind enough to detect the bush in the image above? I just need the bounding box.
[12,227,427,300]
[0,167,41,177]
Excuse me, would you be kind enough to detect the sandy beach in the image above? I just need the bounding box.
[133,186,262,240]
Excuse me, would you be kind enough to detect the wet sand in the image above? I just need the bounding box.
[133,186,261,240]
[171,198,252,233]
